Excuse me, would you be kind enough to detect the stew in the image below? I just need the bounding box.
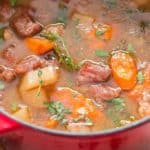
[0,0,149,133]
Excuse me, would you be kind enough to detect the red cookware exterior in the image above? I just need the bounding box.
[0,113,150,150]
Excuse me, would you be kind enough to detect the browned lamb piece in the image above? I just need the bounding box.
[77,61,111,85]
[14,55,46,74]
[0,65,16,82]
[10,11,42,37]
[89,84,121,103]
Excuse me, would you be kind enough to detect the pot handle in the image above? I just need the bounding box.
[0,113,20,133]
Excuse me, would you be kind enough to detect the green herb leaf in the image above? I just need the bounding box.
[0,81,5,90]
[45,101,72,125]
[95,49,110,57]
[37,70,43,77]
[95,29,106,37]
[41,31,79,71]
[85,117,93,125]
[9,0,17,7]
[106,98,126,126]
[127,43,135,53]
[137,71,145,84]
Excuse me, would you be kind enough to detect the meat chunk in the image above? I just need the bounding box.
[10,13,42,37]
[89,84,121,103]
[0,1,14,22]
[0,65,16,82]
[138,90,150,117]
[77,61,111,85]
[14,55,46,74]
[2,44,16,64]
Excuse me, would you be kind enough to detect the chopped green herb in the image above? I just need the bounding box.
[0,81,5,90]
[95,49,110,57]
[127,43,135,53]
[106,98,126,126]
[9,0,17,7]
[36,70,44,97]
[85,117,93,125]
[95,29,106,37]
[137,71,145,84]
[41,31,79,71]
[45,101,72,125]
[73,115,85,122]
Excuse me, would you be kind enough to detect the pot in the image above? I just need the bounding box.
[0,110,150,150]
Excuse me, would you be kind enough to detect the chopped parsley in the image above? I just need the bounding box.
[41,31,79,71]
[45,101,72,125]
[95,49,110,57]
[36,70,44,97]
[73,115,93,126]
[95,29,106,37]
[137,71,145,84]
[106,98,126,126]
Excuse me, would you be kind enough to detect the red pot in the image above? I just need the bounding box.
[0,110,150,150]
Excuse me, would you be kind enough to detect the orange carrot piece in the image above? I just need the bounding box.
[110,52,137,90]
[25,37,54,55]
[45,118,58,128]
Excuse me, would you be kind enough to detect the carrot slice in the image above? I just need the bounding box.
[25,37,54,55]
[45,118,58,128]
[110,52,137,90]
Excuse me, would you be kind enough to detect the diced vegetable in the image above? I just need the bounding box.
[45,118,58,128]
[25,37,54,55]
[13,107,30,121]
[20,66,59,91]
[20,88,48,108]
[110,52,137,90]
[94,24,112,40]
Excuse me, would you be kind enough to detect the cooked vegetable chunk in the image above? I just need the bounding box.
[13,107,30,121]
[25,37,54,55]
[20,66,59,91]
[110,52,137,90]
[20,88,48,108]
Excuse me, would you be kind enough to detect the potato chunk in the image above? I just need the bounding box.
[20,66,59,91]
[13,107,30,122]
[20,88,48,109]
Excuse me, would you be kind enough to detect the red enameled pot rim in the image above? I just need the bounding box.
[0,109,150,137]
